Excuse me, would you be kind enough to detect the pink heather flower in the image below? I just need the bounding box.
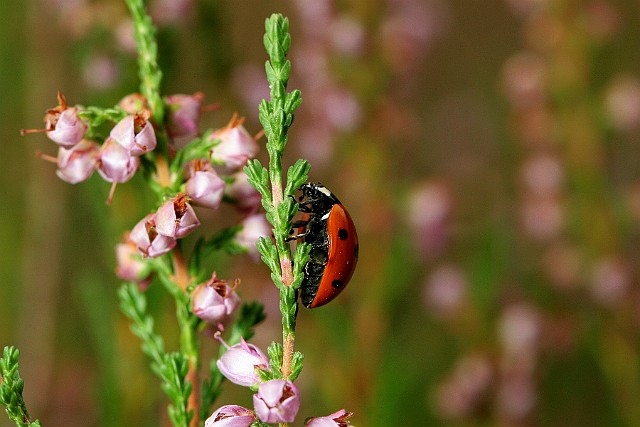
[21,92,87,146]
[56,139,100,184]
[46,107,88,147]
[155,194,200,238]
[185,160,225,209]
[235,213,272,261]
[253,379,300,424]
[115,239,152,287]
[225,171,262,213]
[216,338,269,387]
[110,112,157,156]
[210,115,259,170]
[166,92,204,150]
[305,409,354,427]
[192,272,240,324]
[204,405,256,427]
[130,213,177,258]
[98,138,140,183]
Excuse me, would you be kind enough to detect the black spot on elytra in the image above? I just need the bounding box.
[332,279,344,289]
[338,228,348,240]
[354,244,359,258]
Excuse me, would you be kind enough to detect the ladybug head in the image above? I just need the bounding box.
[298,182,341,213]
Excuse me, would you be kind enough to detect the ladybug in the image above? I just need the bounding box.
[290,182,359,308]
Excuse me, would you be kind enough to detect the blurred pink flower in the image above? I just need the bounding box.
[422,265,467,319]
[225,171,262,213]
[115,239,152,287]
[435,355,493,419]
[235,213,272,261]
[605,74,640,131]
[166,92,204,150]
[501,52,547,110]
[589,256,630,307]
[210,115,259,170]
[407,181,452,256]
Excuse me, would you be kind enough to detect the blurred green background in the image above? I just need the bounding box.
[4,0,640,426]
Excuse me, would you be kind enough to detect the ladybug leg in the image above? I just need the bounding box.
[285,232,307,242]
[297,197,324,212]
[291,219,309,228]
[285,219,309,242]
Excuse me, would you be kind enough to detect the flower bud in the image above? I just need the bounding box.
[110,112,157,156]
[305,409,354,427]
[192,272,240,324]
[210,115,259,170]
[185,160,225,209]
[216,338,269,387]
[56,139,100,184]
[130,213,177,258]
[98,138,140,183]
[204,405,256,427]
[155,194,200,238]
[115,239,152,287]
[234,213,271,261]
[166,92,204,150]
[225,171,262,213]
[253,379,300,424]
[118,93,149,114]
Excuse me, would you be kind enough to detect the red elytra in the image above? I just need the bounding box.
[293,183,359,308]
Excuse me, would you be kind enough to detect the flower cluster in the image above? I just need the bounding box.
[205,334,352,426]
[23,92,157,201]
[24,91,272,279]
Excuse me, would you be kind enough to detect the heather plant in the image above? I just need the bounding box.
[2,2,353,426]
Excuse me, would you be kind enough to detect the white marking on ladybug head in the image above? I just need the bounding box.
[317,186,332,197]
[321,211,331,221]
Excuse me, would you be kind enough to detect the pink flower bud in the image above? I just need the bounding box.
[185,161,225,209]
[225,171,262,213]
[204,405,256,427]
[253,379,300,424]
[235,213,271,261]
[130,213,177,258]
[115,239,152,287]
[216,338,269,387]
[210,115,259,170]
[305,409,354,427]
[110,112,157,156]
[118,93,149,114]
[98,138,140,183]
[155,194,200,238]
[192,273,240,324]
[166,92,204,150]
[56,139,100,184]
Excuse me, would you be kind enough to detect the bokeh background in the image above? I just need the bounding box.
[3,0,640,426]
